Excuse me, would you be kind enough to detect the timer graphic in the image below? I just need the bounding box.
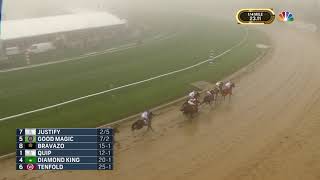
[236,8,275,25]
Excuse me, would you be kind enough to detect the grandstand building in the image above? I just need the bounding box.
[0,11,127,56]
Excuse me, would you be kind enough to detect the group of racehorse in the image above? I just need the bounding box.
[181,81,235,117]
[131,81,235,131]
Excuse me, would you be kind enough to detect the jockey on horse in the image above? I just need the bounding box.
[221,80,235,100]
[216,81,224,94]
[141,110,154,129]
[141,110,153,126]
[206,90,213,97]
[132,110,154,131]
[187,90,200,110]
[188,90,200,100]
[181,95,200,117]
[202,89,216,105]
[188,98,198,107]
[225,81,232,88]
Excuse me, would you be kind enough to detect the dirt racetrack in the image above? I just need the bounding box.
[1,22,320,180]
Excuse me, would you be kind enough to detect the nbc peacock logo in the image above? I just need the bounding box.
[278,11,294,22]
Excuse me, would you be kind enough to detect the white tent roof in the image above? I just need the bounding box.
[0,12,127,40]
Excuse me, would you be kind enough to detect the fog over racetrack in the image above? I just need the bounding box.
[3,0,319,34]
[3,0,320,21]
[3,1,320,36]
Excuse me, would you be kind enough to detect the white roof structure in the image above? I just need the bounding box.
[0,12,127,41]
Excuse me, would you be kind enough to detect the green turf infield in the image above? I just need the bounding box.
[0,14,269,155]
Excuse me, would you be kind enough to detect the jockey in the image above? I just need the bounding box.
[206,90,213,96]
[225,81,232,88]
[188,98,197,106]
[188,90,197,99]
[141,110,151,125]
[216,81,223,88]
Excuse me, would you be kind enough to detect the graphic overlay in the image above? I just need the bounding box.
[236,8,275,25]
[278,11,294,22]
[16,128,113,170]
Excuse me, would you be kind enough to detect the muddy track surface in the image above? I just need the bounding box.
[1,24,320,180]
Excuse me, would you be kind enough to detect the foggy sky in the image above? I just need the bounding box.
[2,0,319,20]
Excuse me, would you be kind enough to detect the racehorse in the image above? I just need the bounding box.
[221,82,235,100]
[201,90,216,106]
[180,99,200,118]
[131,112,154,131]
[217,82,224,95]
[212,87,220,100]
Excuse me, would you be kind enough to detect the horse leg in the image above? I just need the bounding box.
[208,97,213,107]
[147,122,154,132]
[211,97,215,108]
[219,93,223,102]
